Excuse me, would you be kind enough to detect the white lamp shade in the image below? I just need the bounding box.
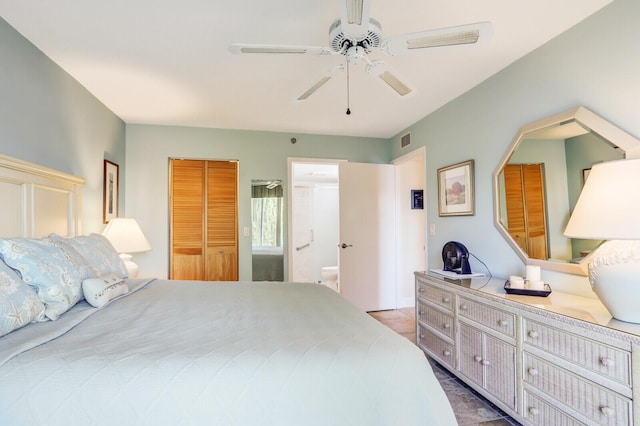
[564,158,640,240]
[102,218,151,254]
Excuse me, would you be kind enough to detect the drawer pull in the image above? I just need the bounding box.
[419,334,424,340]
[474,355,482,363]
[528,330,539,338]
[460,304,468,311]
[442,297,450,303]
[528,407,540,416]
[481,359,491,366]
[528,368,539,376]
[418,310,424,316]
[600,406,615,417]
[443,350,451,357]
[443,323,451,329]
[418,287,425,293]
[498,319,508,327]
[601,357,615,367]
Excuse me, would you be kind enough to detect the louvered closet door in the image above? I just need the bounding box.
[170,159,238,281]
[503,164,548,260]
[206,161,238,281]
[170,160,205,280]
[503,165,527,253]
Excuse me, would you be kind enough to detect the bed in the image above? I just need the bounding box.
[251,246,284,281]
[0,154,457,426]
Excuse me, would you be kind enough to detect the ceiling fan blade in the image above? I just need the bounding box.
[296,65,344,101]
[339,0,372,38]
[229,44,334,56]
[297,76,332,101]
[378,71,412,96]
[381,21,492,56]
[366,62,412,96]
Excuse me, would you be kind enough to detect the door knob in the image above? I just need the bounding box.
[340,243,353,249]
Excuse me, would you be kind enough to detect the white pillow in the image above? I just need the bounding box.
[82,274,129,308]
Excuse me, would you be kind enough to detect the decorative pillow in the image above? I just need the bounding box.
[0,238,98,321]
[82,274,129,308]
[0,260,45,336]
[50,233,128,278]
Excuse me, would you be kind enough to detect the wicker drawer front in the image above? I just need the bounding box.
[458,297,515,338]
[418,324,455,369]
[417,301,454,338]
[417,281,454,312]
[523,389,585,426]
[523,318,631,386]
[523,353,631,426]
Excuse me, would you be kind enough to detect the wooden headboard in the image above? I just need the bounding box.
[0,154,84,238]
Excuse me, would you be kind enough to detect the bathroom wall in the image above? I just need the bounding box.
[312,184,339,283]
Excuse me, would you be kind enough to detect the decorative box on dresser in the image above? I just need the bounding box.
[416,271,640,426]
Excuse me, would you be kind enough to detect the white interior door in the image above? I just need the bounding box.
[339,162,396,311]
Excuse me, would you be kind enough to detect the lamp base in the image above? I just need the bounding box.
[589,240,640,323]
[119,253,139,279]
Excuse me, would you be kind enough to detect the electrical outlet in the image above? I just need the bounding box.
[429,223,436,235]
[243,226,250,237]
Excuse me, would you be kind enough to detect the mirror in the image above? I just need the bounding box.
[493,106,640,275]
[251,179,284,281]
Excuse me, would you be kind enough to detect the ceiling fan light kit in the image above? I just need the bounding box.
[230,0,491,106]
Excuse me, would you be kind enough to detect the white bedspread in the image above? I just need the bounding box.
[0,280,456,426]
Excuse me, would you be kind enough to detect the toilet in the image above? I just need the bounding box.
[320,266,339,292]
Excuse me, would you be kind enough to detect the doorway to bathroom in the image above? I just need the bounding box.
[288,151,426,311]
[288,159,341,285]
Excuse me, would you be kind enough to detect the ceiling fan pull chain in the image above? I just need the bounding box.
[346,59,351,115]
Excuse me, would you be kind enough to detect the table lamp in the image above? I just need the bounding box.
[564,158,640,323]
[102,217,151,278]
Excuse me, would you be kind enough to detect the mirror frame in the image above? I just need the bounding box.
[493,106,640,275]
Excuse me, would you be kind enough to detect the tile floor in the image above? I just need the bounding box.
[368,308,522,426]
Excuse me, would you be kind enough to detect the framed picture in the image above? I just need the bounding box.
[411,189,423,209]
[103,160,119,224]
[437,159,475,216]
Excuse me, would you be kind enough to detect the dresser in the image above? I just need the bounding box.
[415,271,640,426]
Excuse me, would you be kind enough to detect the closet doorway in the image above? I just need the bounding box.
[169,159,238,281]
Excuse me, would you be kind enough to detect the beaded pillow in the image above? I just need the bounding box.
[82,273,129,308]
[50,233,128,279]
[0,260,45,336]
[0,238,98,321]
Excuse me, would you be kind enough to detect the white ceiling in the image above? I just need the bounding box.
[0,0,613,139]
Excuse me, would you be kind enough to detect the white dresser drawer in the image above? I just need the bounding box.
[417,300,454,339]
[523,353,631,426]
[417,281,454,312]
[458,297,515,338]
[523,389,585,426]
[418,324,455,369]
[523,318,631,386]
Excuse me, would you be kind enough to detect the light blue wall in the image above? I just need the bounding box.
[389,0,640,294]
[0,18,126,234]
[565,132,623,257]
[125,124,389,280]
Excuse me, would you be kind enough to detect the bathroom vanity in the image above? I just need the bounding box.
[415,271,640,426]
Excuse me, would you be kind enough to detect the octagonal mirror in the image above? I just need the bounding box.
[493,106,640,275]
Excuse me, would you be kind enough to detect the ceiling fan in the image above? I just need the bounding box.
[229,0,491,112]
